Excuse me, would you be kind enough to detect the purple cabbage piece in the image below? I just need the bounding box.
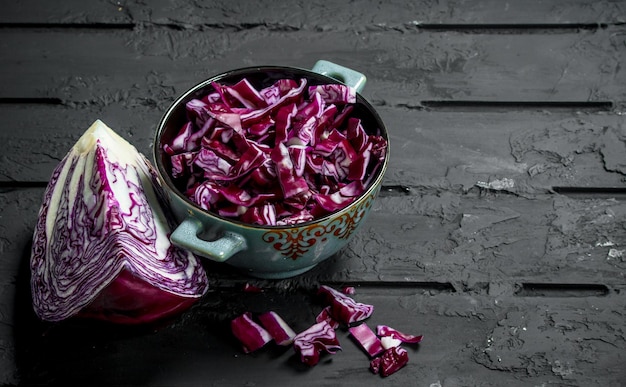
[293,321,342,366]
[317,285,374,325]
[308,84,356,104]
[271,142,311,199]
[194,148,233,180]
[259,78,300,105]
[224,78,268,109]
[30,120,208,324]
[370,346,409,377]
[231,312,273,353]
[377,325,424,346]
[164,77,387,226]
[349,323,385,358]
[258,311,297,346]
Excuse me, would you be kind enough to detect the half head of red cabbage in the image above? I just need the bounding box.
[30,120,209,325]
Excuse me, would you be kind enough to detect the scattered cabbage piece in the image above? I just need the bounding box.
[229,285,423,376]
[317,285,374,325]
[349,323,385,358]
[380,336,403,350]
[30,120,208,324]
[242,283,265,293]
[231,312,273,353]
[165,77,387,226]
[342,286,356,295]
[308,84,356,104]
[258,311,297,346]
[370,346,409,377]
[293,321,342,366]
[377,325,424,345]
[315,306,340,330]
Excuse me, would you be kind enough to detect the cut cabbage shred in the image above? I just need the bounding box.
[165,78,387,226]
[258,311,297,346]
[377,325,424,345]
[349,323,385,358]
[342,286,356,295]
[370,346,409,377]
[315,306,340,329]
[231,312,273,353]
[229,285,423,376]
[317,284,374,325]
[293,321,342,366]
[380,336,403,350]
[30,120,208,324]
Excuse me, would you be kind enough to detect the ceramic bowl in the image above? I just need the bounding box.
[153,61,389,279]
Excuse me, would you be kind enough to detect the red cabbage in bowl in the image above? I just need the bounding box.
[163,77,387,226]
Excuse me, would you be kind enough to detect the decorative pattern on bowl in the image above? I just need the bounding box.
[262,192,375,260]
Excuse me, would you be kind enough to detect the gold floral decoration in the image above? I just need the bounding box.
[262,193,375,260]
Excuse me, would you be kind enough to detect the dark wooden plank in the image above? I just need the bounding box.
[0,104,160,183]
[1,27,624,103]
[378,108,626,191]
[320,191,626,286]
[2,0,624,25]
[140,0,626,27]
[0,0,130,25]
[1,104,624,191]
[3,184,625,296]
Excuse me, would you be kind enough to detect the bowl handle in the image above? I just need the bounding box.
[311,60,367,93]
[170,217,247,262]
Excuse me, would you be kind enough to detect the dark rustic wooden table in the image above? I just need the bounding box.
[1,1,625,386]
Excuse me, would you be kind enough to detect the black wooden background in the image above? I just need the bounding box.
[1,1,625,386]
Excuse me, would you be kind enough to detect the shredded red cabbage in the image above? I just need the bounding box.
[231,312,273,353]
[293,321,342,366]
[349,323,385,358]
[317,285,374,325]
[229,285,423,376]
[380,336,403,350]
[370,346,409,377]
[377,325,424,346]
[342,286,356,295]
[258,311,297,346]
[315,306,340,329]
[165,78,386,225]
[242,283,264,293]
